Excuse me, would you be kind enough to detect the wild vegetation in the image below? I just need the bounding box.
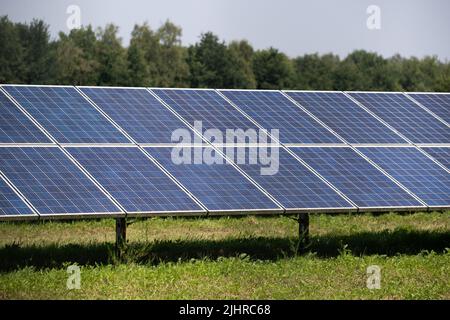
[0,212,449,299]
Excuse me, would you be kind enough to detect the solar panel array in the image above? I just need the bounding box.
[3,86,129,143]
[146,146,281,213]
[407,93,450,124]
[0,147,121,216]
[0,176,35,217]
[67,147,204,215]
[348,92,450,144]
[79,87,192,144]
[285,91,406,144]
[0,90,51,143]
[357,147,450,208]
[220,90,341,144]
[229,147,353,210]
[0,84,448,221]
[421,147,450,170]
[290,147,422,209]
[152,89,263,139]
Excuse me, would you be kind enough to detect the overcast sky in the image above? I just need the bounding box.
[1,0,449,60]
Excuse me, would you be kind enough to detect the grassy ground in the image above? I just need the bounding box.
[0,212,449,299]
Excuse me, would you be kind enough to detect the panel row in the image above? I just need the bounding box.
[0,85,448,220]
[1,144,449,220]
[2,85,449,146]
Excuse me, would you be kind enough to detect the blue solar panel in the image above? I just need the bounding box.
[2,86,129,143]
[349,92,450,144]
[145,147,281,212]
[0,176,35,216]
[68,147,204,213]
[285,91,406,144]
[357,147,450,207]
[220,90,342,143]
[421,147,450,170]
[79,87,193,143]
[0,147,120,215]
[407,93,450,124]
[232,147,353,209]
[151,89,267,140]
[290,147,422,208]
[0,90,51,143]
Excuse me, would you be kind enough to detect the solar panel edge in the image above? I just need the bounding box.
[288,146,424,209]
[420,147,450,171]
[284,90,409,144]
[404,92,450,127]
[144,90,357,211]
[218,89,345,144]
[74,86,136,140]
[144,90,290,210]
[402,93,450,127]
[356,146,450,207]
[66,146,208,216]
[0,146,125,217]
[279,90,352,143]
[347,92,450,144]
[228,147,356,211]
[145,146,285,212]
[2,85,130,144]
[78,86,196,145]
[0,174,39,220]
[0,87,54,144]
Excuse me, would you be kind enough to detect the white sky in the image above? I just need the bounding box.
[1,0,449,59]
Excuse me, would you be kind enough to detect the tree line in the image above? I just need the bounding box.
[1,16,449,91]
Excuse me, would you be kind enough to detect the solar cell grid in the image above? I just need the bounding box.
[290,147,422,208]
[0,176,34,216]
[421,147,450,170]
[357,147,450,207]
[151,89,266,139]
[349,92,450,144]
[80,87,192,143]
[407,93,450,124]
[2,86,129,143]
[68,147,204,213]
[145,146,281,212]
[220,90,342,143]
[0,147,120,215]
[0,90,51,143]
[285,91,406,144]
[232,147,353,210]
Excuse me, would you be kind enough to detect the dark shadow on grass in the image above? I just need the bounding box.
[0,228,449,271]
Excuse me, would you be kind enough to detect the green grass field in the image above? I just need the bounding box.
[0,212,449,299]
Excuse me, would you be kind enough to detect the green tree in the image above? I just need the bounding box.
[332,50,396,91]
[227,40,256,88]
[434,62,450,92]
[0,16,25,83]
[53,26,100,85]
[64,26,100,84]
[293,53,339,90]
[96,24,129,86]
[127,23,156,86]
[54,33,98,85]
[156,20,189,87]
[252,47,294,89]
[187,32,230,88]
[16,19,52,84]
